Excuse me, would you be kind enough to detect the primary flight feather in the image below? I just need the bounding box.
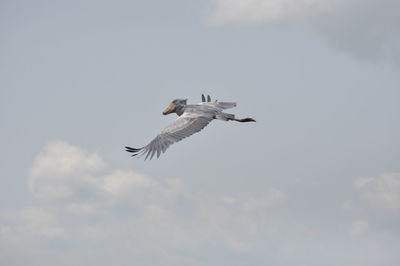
[125,94,256,160]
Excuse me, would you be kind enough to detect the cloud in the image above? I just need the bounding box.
[208,0,329,25]
[28,140,156,201]
[28,140,107,200]
[3,141,400,265]
[241,188,287,211]
[0,208,64,242]
[208,0,400,62]
[350,219,369,236]
[1,141,289,264]
[355,172,400,213]
[102,169,156,195]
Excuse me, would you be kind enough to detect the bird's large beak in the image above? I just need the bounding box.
[162,103,176,115]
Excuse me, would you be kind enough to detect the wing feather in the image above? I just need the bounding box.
[126,112,213,160]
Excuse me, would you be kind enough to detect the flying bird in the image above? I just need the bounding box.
[125,94,255,160]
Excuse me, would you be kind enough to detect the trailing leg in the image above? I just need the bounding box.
[231,117,256,122]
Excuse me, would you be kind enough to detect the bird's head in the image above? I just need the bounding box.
[163,99,187,115]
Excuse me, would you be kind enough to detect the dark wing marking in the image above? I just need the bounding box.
[201,94,212,103]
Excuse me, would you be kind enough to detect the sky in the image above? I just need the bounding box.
[1,0,400,265]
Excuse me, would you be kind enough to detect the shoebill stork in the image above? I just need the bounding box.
[125,94,255,160]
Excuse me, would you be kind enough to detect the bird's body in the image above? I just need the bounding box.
[125,94,255,160]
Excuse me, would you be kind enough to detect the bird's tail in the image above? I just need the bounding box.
[215,113,234,121]
[217,102,237,109]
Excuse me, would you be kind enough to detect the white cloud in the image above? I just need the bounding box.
[355,173,400,213]
[1,140,289,262]
[102,169,155,195]
[28,140,107,200]
[28,140,156,201]
[209,0,329,25]
[4,140,400,265]
[208,0,400,61]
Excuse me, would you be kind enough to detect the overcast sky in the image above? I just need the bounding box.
[1,1,400,266]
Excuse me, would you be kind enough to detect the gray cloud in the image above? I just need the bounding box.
[208,0,400,62]
[208,0,327,25]
[0,208,64,241]
[355,172,400,214]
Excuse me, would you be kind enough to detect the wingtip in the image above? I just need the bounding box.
[125,146,142,153]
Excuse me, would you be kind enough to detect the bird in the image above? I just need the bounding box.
[125,94,256,160]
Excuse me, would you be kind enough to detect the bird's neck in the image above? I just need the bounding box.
[175,105,186,116]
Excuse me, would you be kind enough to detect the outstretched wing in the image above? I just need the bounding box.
[126,112,213,160]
